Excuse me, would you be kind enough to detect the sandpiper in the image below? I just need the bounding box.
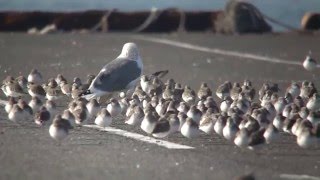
[28,82,46,99]
[273,97,286,114]
[214,114,227,136]
[119,96,129,114]
[73,77,82,86]
[8,104,24,122]
[152,117,171,138]
[86,98,100,118]
[140,75,150,93]
[62,109,75,124]
[81,74,96,91]
[107,98,122,117]
[46,85,63,101]
[299,107,309,119]
[220,96,232,112]
[241,85,255,101]
[234,128,250,148]
[230,82,242,100]
[302,51,317,71]
[297,127,317,149]
[45,100,58,119]
[199,113,215,135]
[2,80,27,97]
[182,85,196,104]
[140,110,158,134]
[34,106,51,126]
[125,105,144,126]
[49,115,73,141]
[71,83,84,99]
[68,100,78,113]
[16,76,28,90]
[180,117,200,138]
[133,86,147,101]
[177,101,189,114]
[95,108,112,127]
[55,74,67,85]
[306,93,320,111]
[27,69,43,84]
[248,128,266,150]
[60,81,71,96]
[162,85,174,100]
[216,81,232,99]
[307,111,320,126]
[197,82,212,100]
[5,97,17,113]
[223,117,239,141]
[258,83,270,101]
[286,82,300,98]
[73,105,89,125]
[272,114,286,131]
[177,112,187,131]
[263,124,279,144]
[28,96,42,112]
[187,105,202,124]
[17,98,33,119]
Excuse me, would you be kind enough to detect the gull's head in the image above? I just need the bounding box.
[120,42,139,60]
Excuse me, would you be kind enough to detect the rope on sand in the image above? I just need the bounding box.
[91,9,114,32]
[132,7,162,32]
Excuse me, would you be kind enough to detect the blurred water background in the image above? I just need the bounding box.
[0,0,320,31]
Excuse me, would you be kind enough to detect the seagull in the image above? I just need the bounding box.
[81,42,143,100]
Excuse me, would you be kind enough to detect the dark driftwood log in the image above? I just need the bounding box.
[0,10,222,32]
[301,12,320,31]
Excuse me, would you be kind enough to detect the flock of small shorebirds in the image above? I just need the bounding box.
[0,52,319,151]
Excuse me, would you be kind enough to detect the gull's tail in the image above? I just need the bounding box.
[152,70,169,78]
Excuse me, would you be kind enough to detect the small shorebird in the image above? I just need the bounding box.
[223,117,239,141]
[60,81,72,96]
[55,74,67,85]
[306,93,320,111]
[272,114,286,131]
[28,82,46,99]
[45,100,58,118]
[125,106,144,126]
[216,81,232,100]
[182,85,196,104]
[5,97,17,113]
[286,82,300,98]
[28,96,42,112]
[86,98,100,118]
[62,109,75,124]
[187,105,202,124]
[8,104,24,123]
[2,81,27,98]
[180,117,200,138]
[302,51,317,71]
[95,108,112,127]
[234,128,250,148]
[197,82,212,100]
[49,115,73,141]
[34,106,51,126]
[107,98,122,117]
[263,124,279,144]
[141,110,158,134]
[27,69,43,84]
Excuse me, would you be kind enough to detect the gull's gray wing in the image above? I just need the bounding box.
[92,58,141,92]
